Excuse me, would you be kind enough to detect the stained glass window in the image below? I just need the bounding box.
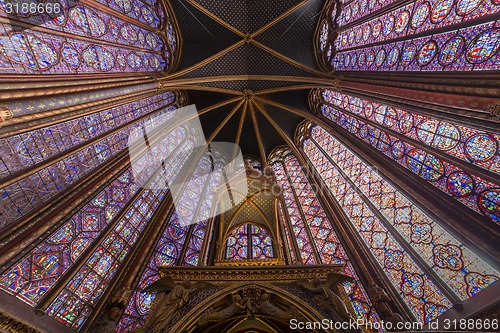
[177,149,228,266]
[321,0,500,71]
[301,124,499,322]
[118,149,229,330]
[319,90,500,224]
[46,185,168,329]
[0,0,177,74]
[270,148,381,326]
[0,168,138,306]
[0,93,180,230]
[0,111,191,309]
[335,0,499,53]
[116,213,189,333]
[44,127,199,329]
[225,223,274,260]
[333,21,499,71]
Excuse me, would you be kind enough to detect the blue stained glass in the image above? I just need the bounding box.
[302,125,499,320]
[478,189,500,222]
[269,148,381,326]
[0,93,177,230]
[466,28,500,63]
[320,90,500,222]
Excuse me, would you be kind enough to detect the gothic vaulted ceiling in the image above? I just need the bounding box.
[160,0,335,160]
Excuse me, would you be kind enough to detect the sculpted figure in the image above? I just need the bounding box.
[255,292,292,321]
[89,306,121,333]
[299,278,352,322]
[146,279,196,333]
[197,294,246,327]
[377,302,405,331]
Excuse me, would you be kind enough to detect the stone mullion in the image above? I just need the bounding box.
[205,214,220,265]
[12,115,189,309]
[322,101,500,185]
[189,171,214,266]
[110,199,175,297]
[34,153,171,312]
[338,86,500,132]
[296,143,414,320]
[317,113,500,261]
[178,226,194,265]
[0,151,130,268]
[339,12,500,53]
[309,136,462,305]
[0,86,160,138]
[81,195,175,332]
[200,194,226,266]
[0,96,177,190]
[247,224,253,259]
[277,197,301,265]
[281,162,322,264]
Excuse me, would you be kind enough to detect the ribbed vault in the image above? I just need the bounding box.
[159,0,335,160]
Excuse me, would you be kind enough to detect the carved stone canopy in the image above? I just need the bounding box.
[152,264,348,284]
[140,264,362,333]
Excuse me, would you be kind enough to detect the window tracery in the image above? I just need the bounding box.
[319,0,500,71]
[300,124,499,322]
[225,223,274,261]
[319,90,500,224]
[0,0,177,74]
[270,147,381,326]
[0,93,179,230]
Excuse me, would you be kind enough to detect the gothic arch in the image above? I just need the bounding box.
[170,282,332,333]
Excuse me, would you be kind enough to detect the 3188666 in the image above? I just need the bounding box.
[4,0,61,15]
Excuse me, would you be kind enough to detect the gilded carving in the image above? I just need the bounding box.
[144,279,209,333]
[0,105,13,123]
[0,313,40,333]
[372,285,405,330]
[298,277,352,322]
[88,306,121,333]
[146,265,351,332]
[488,101,500,119]
[196,287,298,328]
[197,293,246,327]
[215,258,284,266]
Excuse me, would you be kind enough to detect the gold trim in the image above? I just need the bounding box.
[254,96,333,130]
[0,77,156,100]
[207,99,245,144]
[161,74,333,86]
[0,17,158,54]
[251,0,309,37]
[186,0,245,37]
[251,40,332,78]
[156,264,343,282]
[232,101,248,161]
[0,313,41,333]
[249,102,268,166]
[0,105,13,123]
[214,259,285,266]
